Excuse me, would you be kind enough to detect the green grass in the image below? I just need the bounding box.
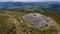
[0,11,59,34]
[0,15,16,34]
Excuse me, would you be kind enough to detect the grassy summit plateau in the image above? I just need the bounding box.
[0,11,59,34]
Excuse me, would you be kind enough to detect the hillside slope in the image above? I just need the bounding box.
[0,11,60,34]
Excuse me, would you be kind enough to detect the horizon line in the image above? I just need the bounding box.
[0,0,60,2]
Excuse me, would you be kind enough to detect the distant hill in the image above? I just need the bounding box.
[0,2,60,14]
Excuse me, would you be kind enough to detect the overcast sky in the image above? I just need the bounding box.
[0,0,60,2]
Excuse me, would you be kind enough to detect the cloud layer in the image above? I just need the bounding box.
[0,0,60,2]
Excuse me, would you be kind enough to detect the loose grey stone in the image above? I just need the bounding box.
[22,13,55,28]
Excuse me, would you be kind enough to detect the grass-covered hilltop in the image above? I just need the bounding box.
[0,2,60,34]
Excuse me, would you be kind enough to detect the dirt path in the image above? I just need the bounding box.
[9,17,24,34]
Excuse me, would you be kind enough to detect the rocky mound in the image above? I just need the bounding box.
[22,13,55,28]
